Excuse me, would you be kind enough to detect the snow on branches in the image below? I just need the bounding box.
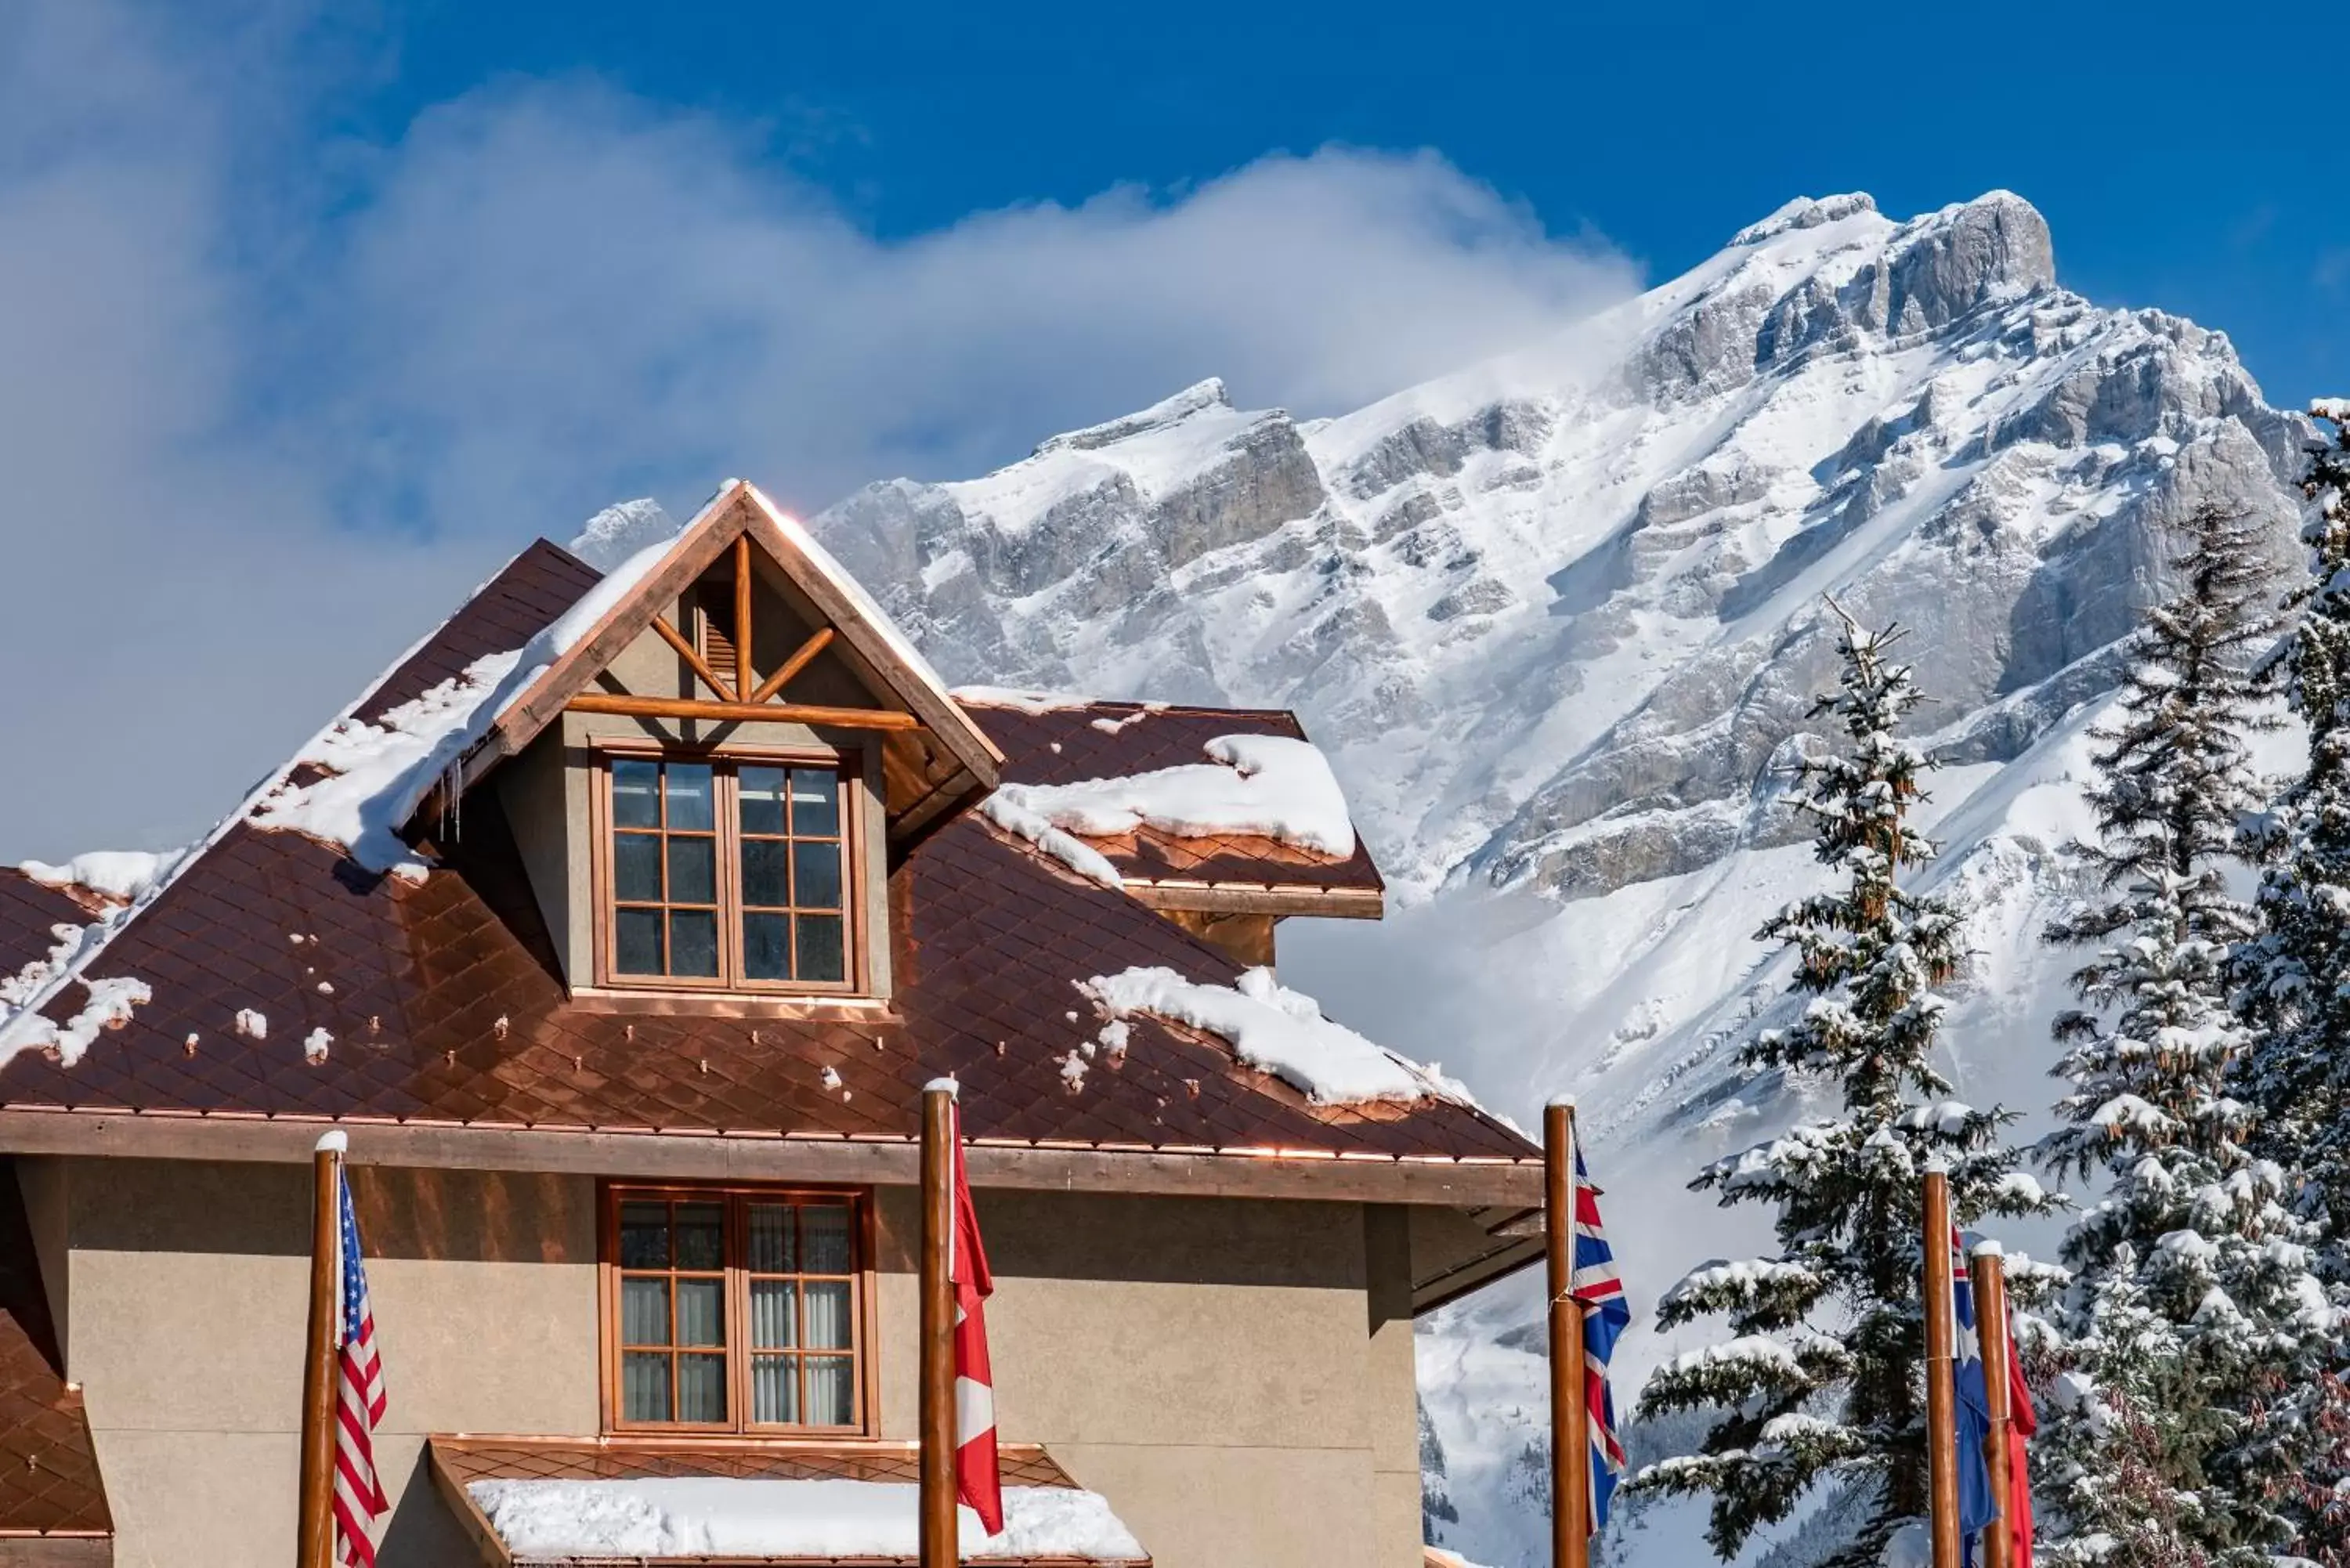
[1630,602,2055,1567]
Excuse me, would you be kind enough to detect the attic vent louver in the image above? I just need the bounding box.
[696,583,739,695]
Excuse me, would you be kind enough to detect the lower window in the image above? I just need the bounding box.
[604,1185,871,1433]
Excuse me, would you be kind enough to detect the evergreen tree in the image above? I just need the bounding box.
[1631,603,2058,1566]
[2236,403,2350,1248]
[2032,504,2316,1564]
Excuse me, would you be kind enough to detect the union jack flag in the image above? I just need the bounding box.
[1571,1146,1632,1536]
[332,1170,389,1566]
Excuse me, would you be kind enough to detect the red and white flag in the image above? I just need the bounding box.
[331,1165,390,1566]
[945,1099,1003,1535]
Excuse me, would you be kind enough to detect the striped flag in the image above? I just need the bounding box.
[331,1169,389,1566]
[1571,1146,1632,1536]
[946,1100,1003,1535]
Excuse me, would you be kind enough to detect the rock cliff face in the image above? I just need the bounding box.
[818,190,2301,908]
[812,190,2309,1568]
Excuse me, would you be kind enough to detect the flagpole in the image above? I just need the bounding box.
[1969,1242,2016,1568]
[1546,1097,1590,1568]
[297,1130,345,1568]
[1922,1161,1961,1568]
[920,1082,959,1568]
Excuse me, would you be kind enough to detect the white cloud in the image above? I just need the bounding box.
[0,0,1637,859]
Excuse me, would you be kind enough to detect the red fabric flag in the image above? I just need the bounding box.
[947,1100,1003,1535]
[2005,1337,2037,1568]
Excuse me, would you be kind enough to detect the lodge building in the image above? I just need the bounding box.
[0,482,1544,1567]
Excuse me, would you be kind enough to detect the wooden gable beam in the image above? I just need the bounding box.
[749,627,836,705]
[732,534,754,701]
[646,612,733,702]
[566,691,920,731]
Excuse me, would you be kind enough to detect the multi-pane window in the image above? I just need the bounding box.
[603,755,854,991]
[609,1188,867,1432]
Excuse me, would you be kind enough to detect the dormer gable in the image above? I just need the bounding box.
[456,482,1003,1001]
[457,479,1002,842]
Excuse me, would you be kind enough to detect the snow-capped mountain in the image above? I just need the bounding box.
[812,190,2311,1567]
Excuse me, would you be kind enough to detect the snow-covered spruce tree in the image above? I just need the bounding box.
[2236,402,2350,1248]
[1630,604,2058,1566]
[2032,503,2314,1565]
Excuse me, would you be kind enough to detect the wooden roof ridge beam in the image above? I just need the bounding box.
[566,692,920,731]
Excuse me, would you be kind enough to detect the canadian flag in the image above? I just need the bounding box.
[947,1100,1003,1535]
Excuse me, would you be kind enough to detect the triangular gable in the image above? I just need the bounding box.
[456,480,1002,833]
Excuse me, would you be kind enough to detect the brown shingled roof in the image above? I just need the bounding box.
[0,544,1530,1172]
[0,1158,112,1549]
[964,702,1385,901]
[0,871,89,985]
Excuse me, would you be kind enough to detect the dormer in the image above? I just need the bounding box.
[452,482,1003,1005]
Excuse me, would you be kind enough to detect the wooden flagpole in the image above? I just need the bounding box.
[1969,1241,2017,1568]
[296,1131,345,1568]
[1545,1098,1590,1568]
[920,1082,959,1568]
[1922,1162,1961,1568]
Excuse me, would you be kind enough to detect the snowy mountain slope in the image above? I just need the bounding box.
[809,190,2311,1567]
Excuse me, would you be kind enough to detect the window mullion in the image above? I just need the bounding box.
[718,765,742,988]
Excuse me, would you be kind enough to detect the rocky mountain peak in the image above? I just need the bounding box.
[1035,376,1235,455]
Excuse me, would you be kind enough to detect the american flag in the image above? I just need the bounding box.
[1571,1145,1632,1536]
[331,1170,389,1566]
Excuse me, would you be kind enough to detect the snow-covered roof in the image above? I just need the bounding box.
[1079,964,1477,1108]
[465,1476,1149,1563]
[984,734,1355,875]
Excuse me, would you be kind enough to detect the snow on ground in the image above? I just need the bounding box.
[466,1477,1147,1562]
[1079,964,1476,1106]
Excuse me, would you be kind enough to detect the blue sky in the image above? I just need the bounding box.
[360,0,2342,407]
[0,0,2339,854]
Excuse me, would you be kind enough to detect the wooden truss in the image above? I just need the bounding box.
[566,537,916,733]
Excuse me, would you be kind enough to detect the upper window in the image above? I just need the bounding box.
[601,754,856,992]
[605,1185,872,1433]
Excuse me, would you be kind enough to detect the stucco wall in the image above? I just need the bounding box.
[52,1159,598,1568]
[872,1188,1427,1568]
[54,1161,1426,1568]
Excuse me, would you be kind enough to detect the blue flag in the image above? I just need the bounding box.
[1951,1231,1997,1560]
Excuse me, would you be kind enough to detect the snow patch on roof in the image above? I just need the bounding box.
[977,795,1125,889]
[250,532,676,872]
[950,685,1104,715]
[465,1476,1148,1562]
[18,849,185,905]
[987,734,1355,859]
[1079,964,1473,1107]
[0,918,153,1069]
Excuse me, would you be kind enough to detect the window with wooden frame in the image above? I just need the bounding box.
[599,751,859,992]
[604,1186,875,1433]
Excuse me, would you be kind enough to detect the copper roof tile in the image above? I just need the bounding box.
[0,871,87,985]
[0,547,1531,1169]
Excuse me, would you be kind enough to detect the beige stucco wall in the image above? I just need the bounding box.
[872,1188,1427,1568]
[48,1159,599,1568]
[50,1161,1428,1568]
